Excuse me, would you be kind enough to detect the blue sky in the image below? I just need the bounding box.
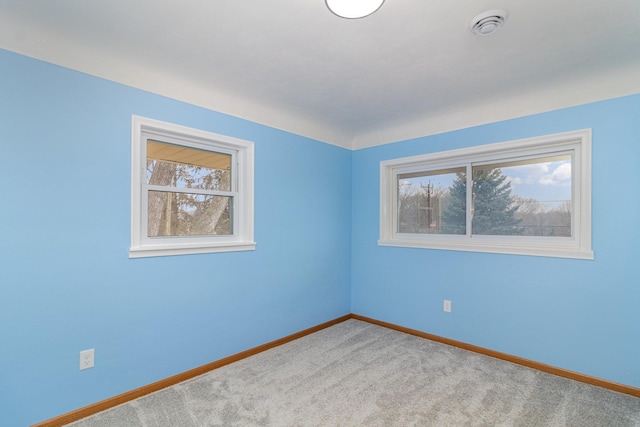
[503,160,571,206]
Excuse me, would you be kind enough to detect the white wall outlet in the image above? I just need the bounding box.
[443,300,452,313]
[80,349,94,370]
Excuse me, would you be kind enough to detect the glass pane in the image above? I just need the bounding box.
[146,140,231,191]
[397,167,466,234]
[472,155,571,236]
[148,191,232,237]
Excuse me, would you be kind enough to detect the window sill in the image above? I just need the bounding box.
[378,238,594,260]
[129,241,256,258]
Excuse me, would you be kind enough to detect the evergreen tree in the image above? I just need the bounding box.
[441,172,467,234]
[442,168,522,235]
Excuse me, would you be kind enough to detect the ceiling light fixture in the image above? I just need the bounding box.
[326,0,385,19]
[470,9,508,36]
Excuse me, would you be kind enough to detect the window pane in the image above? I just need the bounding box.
[397,168,466,234]
[148,191,232,237]
[146,140,231,191]
[472,155,571,236]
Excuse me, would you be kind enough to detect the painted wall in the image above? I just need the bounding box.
[2,47,638,426]
[0,49,352,426]
[351,94,640,389]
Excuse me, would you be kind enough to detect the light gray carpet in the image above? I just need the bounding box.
[68,320,640,426]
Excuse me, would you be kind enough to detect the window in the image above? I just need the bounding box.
[130,116,255,258]
[380,129,593,259]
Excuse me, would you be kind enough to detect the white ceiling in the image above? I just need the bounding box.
[1,0,639,149]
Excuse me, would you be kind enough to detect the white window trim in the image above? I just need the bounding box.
[130,115,255,258]
[379,129,593,260]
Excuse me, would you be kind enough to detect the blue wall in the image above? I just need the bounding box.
[351,94,640,390]
[0,49,352,426]
[2,48,639,426]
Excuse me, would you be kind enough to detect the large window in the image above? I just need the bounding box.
[130,116,255,258]
[380,129,593,259]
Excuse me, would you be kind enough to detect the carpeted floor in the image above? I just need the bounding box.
[68,319,640,426]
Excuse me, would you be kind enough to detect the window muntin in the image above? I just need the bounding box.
[380,129,592,259]
[130,116,255,258]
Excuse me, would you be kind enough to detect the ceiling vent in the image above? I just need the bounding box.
[470,9,508,36]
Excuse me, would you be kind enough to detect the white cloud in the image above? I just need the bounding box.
[552,162,572,181]
[538,176,555,185]
[519,163,549,184]
[530,163,550,174]
[538,162,571,186]
[506,176,523,185]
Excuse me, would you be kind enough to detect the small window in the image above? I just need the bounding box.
[380,129,593,259]
[130,116,255,258]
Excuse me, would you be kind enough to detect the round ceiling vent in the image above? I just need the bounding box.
[470,9,508,36]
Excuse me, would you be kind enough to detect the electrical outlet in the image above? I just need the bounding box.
[443,300,452,313]
[80,349,94,370]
